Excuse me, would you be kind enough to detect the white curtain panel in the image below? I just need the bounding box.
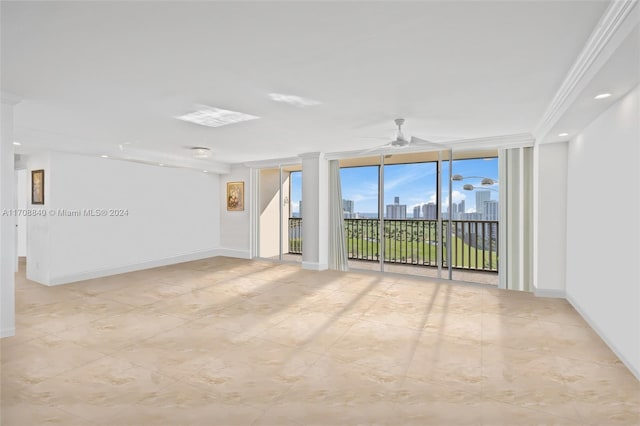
[499,147,533,291]
[328,160,349,271]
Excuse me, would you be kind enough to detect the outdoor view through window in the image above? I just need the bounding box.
[287,157,499,284]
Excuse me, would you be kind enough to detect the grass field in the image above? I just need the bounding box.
[289,219,498,271]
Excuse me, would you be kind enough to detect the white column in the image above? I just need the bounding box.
[1,92,20,338]
[300,152,329,271]
[532,142,568,298]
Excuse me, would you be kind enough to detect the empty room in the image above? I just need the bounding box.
[0,1,638,425]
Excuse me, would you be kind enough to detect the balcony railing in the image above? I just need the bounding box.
[288,217,498,272]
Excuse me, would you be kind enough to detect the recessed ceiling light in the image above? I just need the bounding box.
[12,141,21,146]
[558,133,569,137]
[100,155,109,158]
[158,163,165,167]
[203,170,208,173]
[594,93,611,100]
[268,93,321,107]
[176,105,259,128]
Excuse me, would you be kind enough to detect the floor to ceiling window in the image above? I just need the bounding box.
[337,151,499,285]
[340,163,380,270]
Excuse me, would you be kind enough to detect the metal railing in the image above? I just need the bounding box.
[287,218,498,272]
[289,218,303,254]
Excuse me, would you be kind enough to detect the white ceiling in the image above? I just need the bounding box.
[0,1,622,165]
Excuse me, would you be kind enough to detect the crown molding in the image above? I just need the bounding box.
[534,0,639,140]
[325,133,534,160]
[241,156,301,169]
[446,133,535,151]
[298,152,322,160]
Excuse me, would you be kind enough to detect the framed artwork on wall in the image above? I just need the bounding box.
[226,181,244,211]
[31,169,44,205]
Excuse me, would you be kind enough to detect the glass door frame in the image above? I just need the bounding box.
[255,162,302,263]
[371,149,453,279]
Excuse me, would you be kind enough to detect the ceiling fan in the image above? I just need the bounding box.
[363,118,444,153]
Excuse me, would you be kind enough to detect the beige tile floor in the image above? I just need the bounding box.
[1,257,638,426]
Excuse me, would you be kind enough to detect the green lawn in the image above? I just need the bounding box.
[289,219,498,271]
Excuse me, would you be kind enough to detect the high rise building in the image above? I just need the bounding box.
[422,202,437,220]
[386,196,407,219]
[342,199,354,218]
[458,200,465,218]
[483,199,499,220]
[475,190,491,219]
[412,205,421,219]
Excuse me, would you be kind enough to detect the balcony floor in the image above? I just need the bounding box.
[278,254,499,286]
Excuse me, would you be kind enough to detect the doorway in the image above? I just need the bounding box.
[257,165,302,263]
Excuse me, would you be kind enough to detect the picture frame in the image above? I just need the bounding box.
[226,181,244,211]
[31,169,45,205]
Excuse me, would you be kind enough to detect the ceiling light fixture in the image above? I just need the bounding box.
[558,132,569,137]
[158,163,165,167]
[203,170,208,173]
[100,155,109,158]
[189,146,212,158]
[268,93,321,107]
[176,105,259,128]
[12,141,21,146]
[594,93,611,100]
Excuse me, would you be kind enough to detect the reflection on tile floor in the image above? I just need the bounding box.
[2,257,638,425]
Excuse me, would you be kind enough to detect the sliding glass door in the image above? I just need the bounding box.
[339,150,499,284]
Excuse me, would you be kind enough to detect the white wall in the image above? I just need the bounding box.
[566,85,639,378]
[1,97,17,337]
[27,152,221,285]
[16,169,27,257]
[219,165,251,258]
[25,153,52,285]
[533,142,568,297]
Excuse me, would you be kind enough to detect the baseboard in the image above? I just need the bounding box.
[215,248,251,259]
[0,327,16,338]
[48,248,221,285]
[302,261,328,271]
[533,287,566,298]
[566,292,640,381]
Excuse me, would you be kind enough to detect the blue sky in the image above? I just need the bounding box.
[289,157,498,216]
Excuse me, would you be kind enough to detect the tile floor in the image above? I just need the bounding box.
[1,257,638,425]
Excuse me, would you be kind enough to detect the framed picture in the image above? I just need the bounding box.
[31,169,44,205]
[226,181,244,211]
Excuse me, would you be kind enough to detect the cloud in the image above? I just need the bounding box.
[443,190,467,209]
[384,164,436,192]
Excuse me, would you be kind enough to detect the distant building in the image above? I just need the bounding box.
[386,196,407,219]
[343,199,355,218]
[422,202,437,220]
[463,212,483,220]
[483,200,499,220]
[458,200,465,218]
[475,190,491,219]
[412,205,421,219]
[448,203,458,217]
